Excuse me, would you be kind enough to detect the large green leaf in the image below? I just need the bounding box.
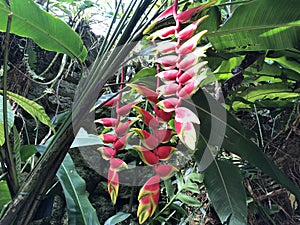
[56,153,100,225]
[192,89,300,199]
[0,181,11,214]
[0,0,87,61]
[0,95,14,146]
[208,0,300,52]
[204,160,247,225]
[19,144,38,161]
[4,91,54,131]
[232,83,300,110]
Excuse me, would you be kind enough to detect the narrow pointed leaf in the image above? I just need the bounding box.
[104,212,131,225]
[56,154,100,225]
[176,193,202,207]
[5,91,54,132]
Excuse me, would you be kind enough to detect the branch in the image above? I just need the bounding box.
[216,51,263,102]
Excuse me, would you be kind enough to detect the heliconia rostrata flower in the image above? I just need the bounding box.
[95,0,214,223]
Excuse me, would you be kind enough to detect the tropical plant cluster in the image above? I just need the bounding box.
[0,0,299,225]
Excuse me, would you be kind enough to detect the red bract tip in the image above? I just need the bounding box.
[157,97,180,112]
[155,108,173,122]
[148,26,177,40]
[175,107,200,124]
[133,129,159,150]
[178,75,206,99]
[97,146,116,160]
[154,41,177,54]
[156,3,176,21]
[99,134,118,144]
[127,84,158,103]
[154,164,178,179]
[133,106,159,129]
[139,175,160,196]
[95,118,118,127]
[177,30,208,55]
[176,16,208,41]
[153,129,173,143]
[132,145,159,166]
[110,158,128,171]
[177,45,210,71]
[115,120,134,137]
[178,61,208,84]
[113,133,132,150]
[143,2,176,35]
[157,82,179,97]
[117,101,139,116]
[177,1,216,23]
[104,96,119,107]
[177,53,198,71]
[107,168,119,204]
[156,69,180,82]
[156,55,178,69]
[154,146,176,160]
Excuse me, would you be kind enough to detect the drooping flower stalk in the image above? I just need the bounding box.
[146,0,213,151]
[95,0,215,223]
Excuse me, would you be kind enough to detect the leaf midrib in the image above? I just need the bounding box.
[0,4,75,57]
[61,161,87,225]
[207,23,300,37]
[240,89,299,100]
[199,133,235,220]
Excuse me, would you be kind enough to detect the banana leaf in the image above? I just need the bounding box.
[192,89,300,199]
[0,0,87,61]
[207,0,300,52]
[232,83,300,110]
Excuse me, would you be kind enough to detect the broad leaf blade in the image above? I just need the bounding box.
[208,0,300,52]
[204,160,247,225]
[56,153,100,225]
[5,91,54,131]
[0,0,87,61]
[131,67,157,82]
[192,89,300,199]
[232,83,300,110]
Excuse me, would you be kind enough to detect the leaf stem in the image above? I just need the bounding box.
[2,12,19,197]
